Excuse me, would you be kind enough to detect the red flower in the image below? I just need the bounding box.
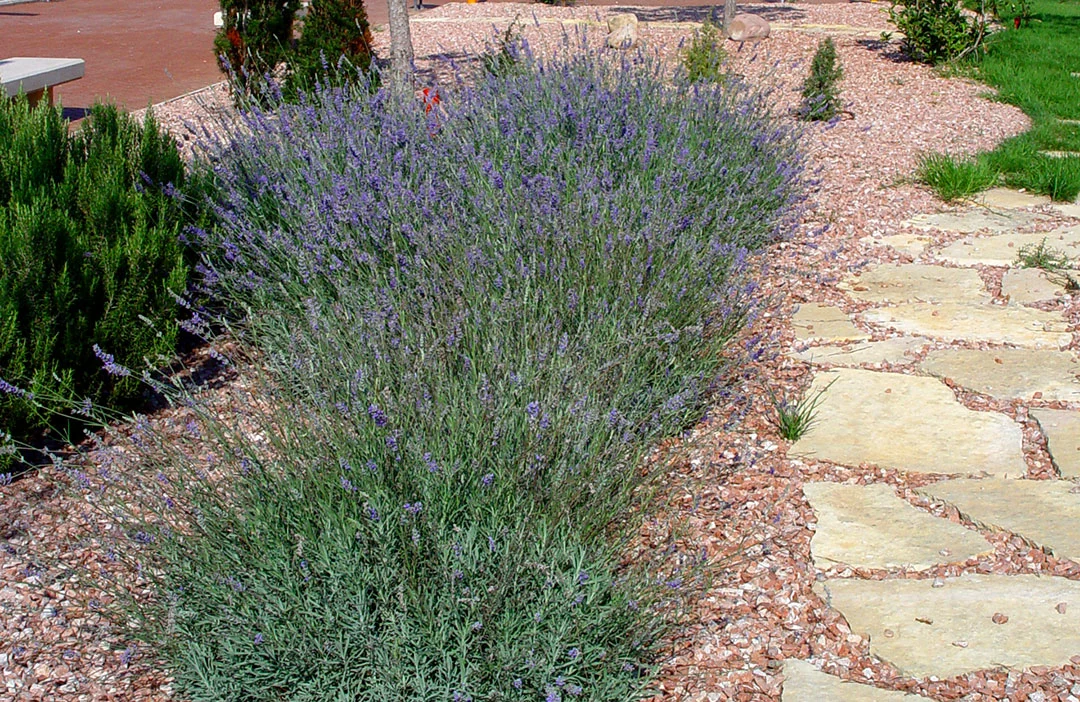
[421,87,441,114]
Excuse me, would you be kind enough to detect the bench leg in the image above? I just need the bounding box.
[25,87,53,108]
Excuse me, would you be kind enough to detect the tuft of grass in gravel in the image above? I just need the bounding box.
[769,381,833,442]
[916,152,999,201]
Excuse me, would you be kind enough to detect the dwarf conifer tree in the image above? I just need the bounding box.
[800,37,843,121]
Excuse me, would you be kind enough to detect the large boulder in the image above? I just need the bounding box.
[606,13,639,49]
[727,13,770,42]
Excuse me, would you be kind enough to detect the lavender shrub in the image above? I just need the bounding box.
[57,42,805,700]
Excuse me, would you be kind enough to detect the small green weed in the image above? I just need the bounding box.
[916,152,998,202]
[1016,238,1080,291]
[682,20,727,84]
[770,380,834,441]
[1017,238,1071,270]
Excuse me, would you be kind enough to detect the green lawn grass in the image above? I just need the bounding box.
[919,0,1080,202]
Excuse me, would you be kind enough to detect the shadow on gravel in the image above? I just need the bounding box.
[612,3,806,24]
[855,37,913,64]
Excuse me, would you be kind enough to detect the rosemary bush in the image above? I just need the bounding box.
[0,97,198,454]
[45,45,805,700]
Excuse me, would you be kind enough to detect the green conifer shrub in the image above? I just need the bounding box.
[213,0,299,97]
[800,37,844,121]
[290,0,374,91]
[682,20,727,84]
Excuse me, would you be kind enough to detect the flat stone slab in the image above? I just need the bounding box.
[793,303,871,343]
[862,302,1072,349]
[803,482,991,570]
[816,574,1080,678]
[920,348,1080,402]
[1001,267,1067,304]
[873,234,931,257]
[935,224,1080,267]
[918,478,1080,562]
[790,337,929,367]
[790,369,1026,477]
[841,264,989,304]
[974,187,1052,210]
[1053,202,1080,219]
[1041,151,1080,159]
[1032,409,1080,478]
[782,659,923,701]
[907,209,1043,234]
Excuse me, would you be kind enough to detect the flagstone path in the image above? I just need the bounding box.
[781,189,1080,700]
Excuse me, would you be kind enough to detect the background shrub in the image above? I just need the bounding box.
[289,0,374,92]
[68,45,805,700]
[214,0,298,97]
[799,37,843,121]
[888,0,984,64]
[0,97,198,455]
[682,20,727,84]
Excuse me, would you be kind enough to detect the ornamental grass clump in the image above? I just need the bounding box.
[916,151,998,201]
[48,42,805,700]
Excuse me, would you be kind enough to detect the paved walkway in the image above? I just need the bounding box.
[782,190,1080,699]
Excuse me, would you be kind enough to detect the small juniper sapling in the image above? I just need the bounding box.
[800,37,843,121]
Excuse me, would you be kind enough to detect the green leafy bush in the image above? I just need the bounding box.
[987,0,1031,26]
[682,20,727,84]
[0,97,196,448]
[799,37,843,121]
[888,0,985,64]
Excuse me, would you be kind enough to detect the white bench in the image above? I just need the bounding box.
[0,57,85,106]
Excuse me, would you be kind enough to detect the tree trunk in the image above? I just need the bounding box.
[387,0,414,95]
[723,0,736,37]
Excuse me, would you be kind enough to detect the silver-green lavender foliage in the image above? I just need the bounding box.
[61,42,805,700]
